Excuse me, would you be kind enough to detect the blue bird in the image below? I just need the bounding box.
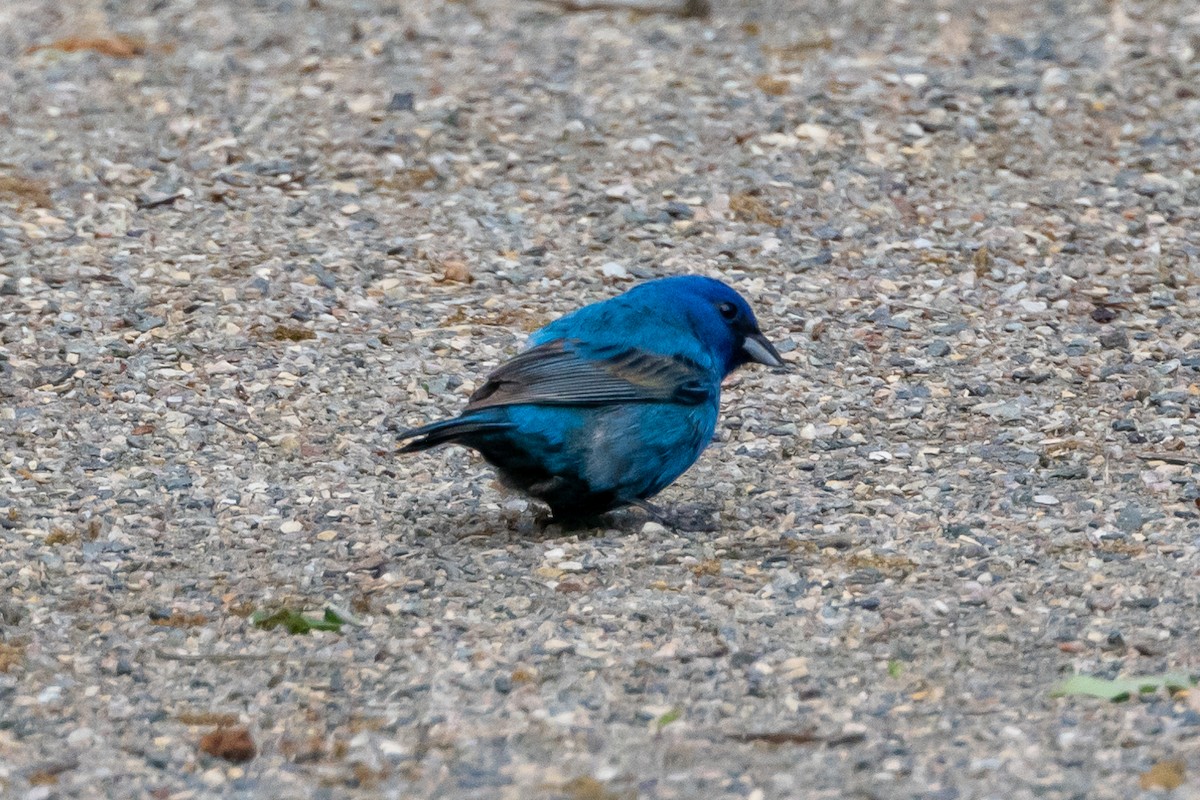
[397,275,786,521]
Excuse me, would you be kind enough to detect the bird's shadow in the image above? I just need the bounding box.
[451,502,720,543]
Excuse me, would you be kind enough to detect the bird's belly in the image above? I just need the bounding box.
[476,403,716,516]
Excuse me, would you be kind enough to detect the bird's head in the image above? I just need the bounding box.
[635,275,787,376]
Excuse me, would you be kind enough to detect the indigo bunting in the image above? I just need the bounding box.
[398,276,786,520]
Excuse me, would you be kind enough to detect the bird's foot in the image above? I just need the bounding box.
[527,509,608,538]
[631,500,720,533]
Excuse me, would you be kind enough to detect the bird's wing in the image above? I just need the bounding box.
[465,339,713,410]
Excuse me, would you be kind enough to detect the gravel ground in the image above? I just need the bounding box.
[3,0,1200,797]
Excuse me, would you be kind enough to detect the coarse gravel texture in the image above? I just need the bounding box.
[2,0,1200,798]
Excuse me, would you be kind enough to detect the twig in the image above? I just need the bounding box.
[530,0,709,17]
[727,730,822,745]
[211,415,271,442]
[136,191,186,209]
[167,392,273,442]
[152,647,345,667]
[24,758,80,780]
[1134,452,1200,466]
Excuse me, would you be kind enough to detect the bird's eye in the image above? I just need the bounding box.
[718,302,738,320]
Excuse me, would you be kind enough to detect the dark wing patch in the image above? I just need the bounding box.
[466,339,713,410]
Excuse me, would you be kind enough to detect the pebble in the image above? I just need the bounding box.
[780,657,809,679]
[977,400,1027,421]
[542,639,573,656]
[1115,506,1146,533]
[926,340,951,357]
[201,768,226,787]
[130,314,165,332]
[37,686,62,704]
[600,261,629,279]
[1099,328,1129,349]
[66,727,95,747]
[387,91,414,112]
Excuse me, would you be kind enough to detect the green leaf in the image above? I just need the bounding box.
[1051,672,1195,702]
[886,659,903,679]
[252,607,345,635]
[655,707,682,730]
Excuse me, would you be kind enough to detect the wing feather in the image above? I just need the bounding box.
[466,339,713,410]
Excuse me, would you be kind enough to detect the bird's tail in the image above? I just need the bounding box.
[396,414,513,453]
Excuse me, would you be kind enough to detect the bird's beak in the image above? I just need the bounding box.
[742,331,787,369]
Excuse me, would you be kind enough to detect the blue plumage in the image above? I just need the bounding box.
[398,276,786,520]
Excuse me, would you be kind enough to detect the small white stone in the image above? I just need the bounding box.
[1041,66,1069,89]
[595,765,619,781]
[543,638,573,655]
[201,767,226,787]
[347,93,375,114]
[280,520,303,533]
[67,727,94,747]
[1001,725,1026,741]
[793,123,830,147]
[379,739,407,756]
[600,262,628,279]
[780,657,809,678]
[1033,494,1060,506]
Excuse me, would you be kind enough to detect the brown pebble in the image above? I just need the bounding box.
[441,260,473,283]
[199,727,257,763]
